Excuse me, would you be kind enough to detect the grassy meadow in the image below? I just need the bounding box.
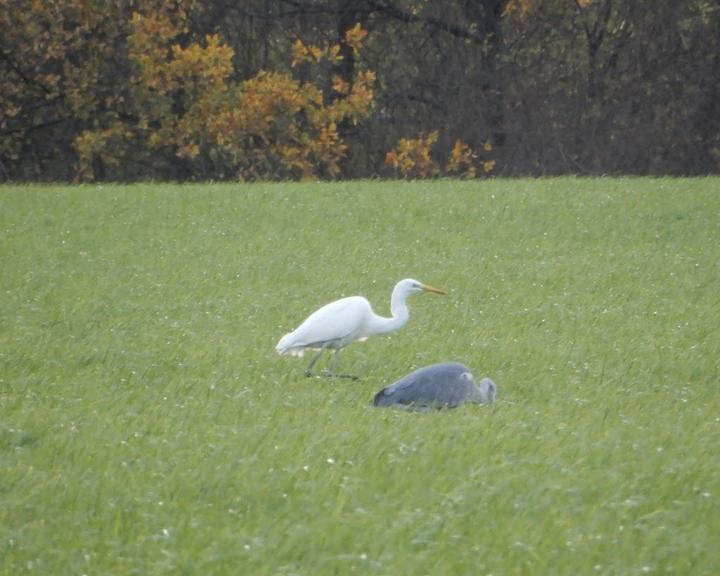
[1,178,719,575]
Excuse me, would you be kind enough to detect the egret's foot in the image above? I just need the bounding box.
[305,370,359,381]
[334,373,360,381]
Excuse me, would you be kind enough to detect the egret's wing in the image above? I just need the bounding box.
[277,296,370,352]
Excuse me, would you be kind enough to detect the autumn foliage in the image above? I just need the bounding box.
[117,8,377,181]
[0,1,505,181]
[0,2,374,181]
[386,133,495,179]
[74,5,376,181]
[3,1,720,180]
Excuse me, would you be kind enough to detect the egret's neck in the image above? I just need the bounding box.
[368,285,411,335]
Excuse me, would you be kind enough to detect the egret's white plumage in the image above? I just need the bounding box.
[276,278,445,379]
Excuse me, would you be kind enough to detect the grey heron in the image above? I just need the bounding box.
[373,362,496,409]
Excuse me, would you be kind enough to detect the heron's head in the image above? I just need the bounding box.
[398,278,446,296]
[476,377,497,405]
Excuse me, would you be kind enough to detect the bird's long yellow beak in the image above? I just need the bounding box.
[422,284,446,295]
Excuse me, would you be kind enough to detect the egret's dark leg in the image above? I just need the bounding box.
[304,347,326,377]
[305,347,359,380]
[327,349,359,380]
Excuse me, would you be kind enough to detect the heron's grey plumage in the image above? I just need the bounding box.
[373,362,496,409]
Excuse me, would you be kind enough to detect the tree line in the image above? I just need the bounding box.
[1,0,719,182]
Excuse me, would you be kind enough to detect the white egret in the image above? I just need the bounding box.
[373,362,496,410]
[276,278,445,379]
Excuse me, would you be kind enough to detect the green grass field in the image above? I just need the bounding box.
[1,178,719,575]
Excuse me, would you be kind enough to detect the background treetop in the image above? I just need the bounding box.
[1,0,719,181]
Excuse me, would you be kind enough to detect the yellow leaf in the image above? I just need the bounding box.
[332,74,350,94]
[309,46,324,62]
[291,39,309,67]
[344,23,368,52]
